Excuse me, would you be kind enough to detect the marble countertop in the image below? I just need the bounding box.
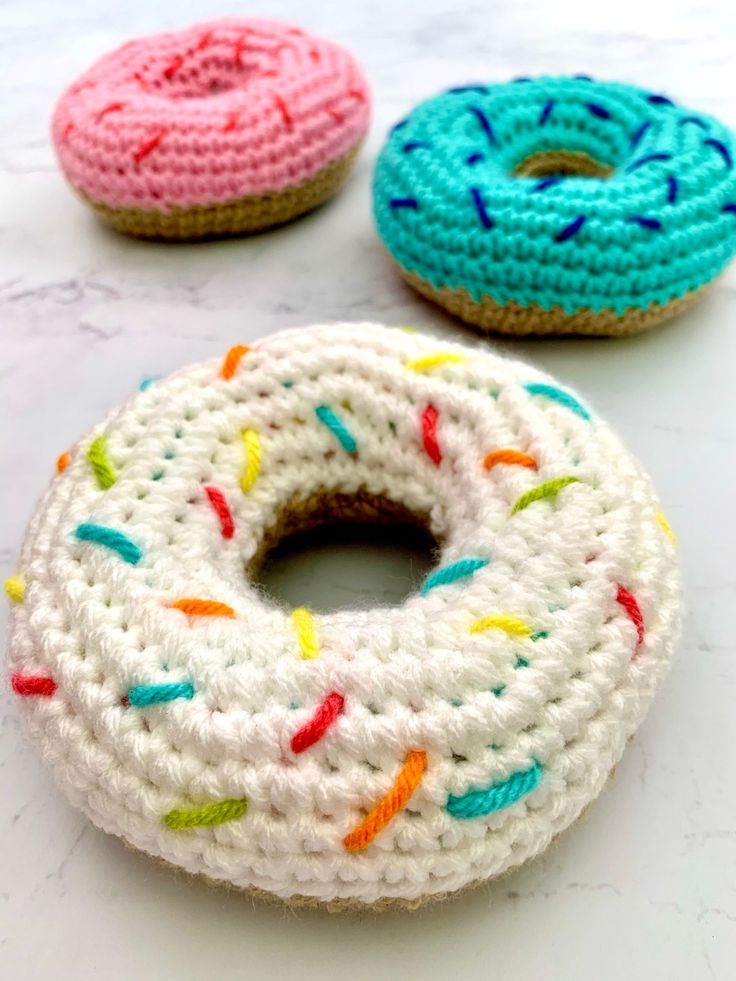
[1,1,734,979]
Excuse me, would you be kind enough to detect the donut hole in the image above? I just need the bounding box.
[249,490,439,613]
[513,149,613,180]
[137,42,283,101]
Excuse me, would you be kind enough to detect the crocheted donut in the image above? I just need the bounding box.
[374,76,736,336]
[6,323,679,908]
[52,19,370,240]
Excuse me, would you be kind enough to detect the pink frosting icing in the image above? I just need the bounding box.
[52,18,371,211]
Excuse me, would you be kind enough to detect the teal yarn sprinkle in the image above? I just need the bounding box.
[74,523,142,565]
[421,558,489,595]
[447,760,542,818]
[138,375,161,391]
[374,75,736,316]
[128,682,194,707]
[524,382,591,420]
[314,405,357,453]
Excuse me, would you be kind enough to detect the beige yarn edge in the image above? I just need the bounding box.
[84,142,362,241]
[400,267,706,337]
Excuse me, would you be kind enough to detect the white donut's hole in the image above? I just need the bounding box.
[250,492,439,613]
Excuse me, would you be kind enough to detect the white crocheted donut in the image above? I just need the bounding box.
[5,323,679,906]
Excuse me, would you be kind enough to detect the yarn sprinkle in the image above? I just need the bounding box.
[447,761,541,818]
[74,523,142,564]
[421,558,489,595]
[343,749,428,852]
[291,691,344,753]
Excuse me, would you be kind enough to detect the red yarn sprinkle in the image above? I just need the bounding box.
[348,88,367,102]
[326,105,344,123]
[274,94,293,127]
[133,128,167,164]
[197,31,214,51]
[96,101,126,122]
[204,485,235,539]
[291,692,344,754]
[309,47,321,62]
[11,673,57,698]
[222,110,242,133]
[62,122,74,142]
[616,584,645,649]
[421,404,442,466]
[163,54,184,80]
[233,34,248,66]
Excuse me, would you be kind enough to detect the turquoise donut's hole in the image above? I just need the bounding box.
[512,148,613,180]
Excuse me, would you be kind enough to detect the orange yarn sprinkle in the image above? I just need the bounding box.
[171,598,236,618]
[220,344,250,380]
[56,451,72,474]
[343,750,427,853]
[483,449,538,471]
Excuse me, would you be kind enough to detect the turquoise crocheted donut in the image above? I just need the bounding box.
[373,76,736,336]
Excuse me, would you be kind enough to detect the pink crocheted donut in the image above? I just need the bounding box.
[52,19,371,240]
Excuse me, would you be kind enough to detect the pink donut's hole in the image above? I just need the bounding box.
[136,40,285,100]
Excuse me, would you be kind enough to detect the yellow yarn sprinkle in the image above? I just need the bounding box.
[655,511,677,544]
[405,352,468,373]
[86,435,117,489]
[240,429,261,493]
[470,615,533,636]
[292,607,318,660]
[4,575,25,603]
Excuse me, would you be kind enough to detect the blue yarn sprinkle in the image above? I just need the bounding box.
[512,76,532,83]
[554,215,586,243]
[466,152,484,165]
[628,215,663,230]
[679,115,707,129]
[468,106,496,146]
[647,94,674,106]
[630,121,651,148]
[532,176,563,192]
[314,405,357,453]
[469,187,494,228]
[573,74,593,80]
[74,523,142,565]
[128,682,194,707]
[626,152,673,173]
[587,102,610,119]
[538,100,555,125]
[447,84,488,94]
[524,382,591,420]
[666,176,678,204]
[446,760,541,818]
[704,138,733,170]
[390,119,408,135]
[403,141,431,153]
[390,197,419,210]
[139,375,161,391]
[421,558,489,596]
[723,203,736,215]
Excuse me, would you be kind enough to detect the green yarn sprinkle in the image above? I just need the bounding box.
[510,476,580,514]
[164,798,248,830]
[86,436,117,489]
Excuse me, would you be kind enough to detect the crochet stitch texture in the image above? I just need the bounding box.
[52,19,371,239]
[6,323,679,906]
[374,76,736,335]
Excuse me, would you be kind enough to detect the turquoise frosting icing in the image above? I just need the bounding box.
[373,76,736,315]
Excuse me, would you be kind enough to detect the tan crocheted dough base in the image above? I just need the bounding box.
[401,268,706,337]
[84,143,362,241]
